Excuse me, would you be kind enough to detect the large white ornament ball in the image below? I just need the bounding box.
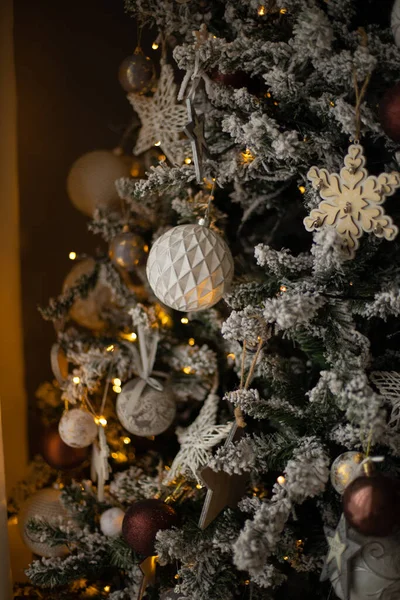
[67,150,131,216]
[116,377,176,437]
[146,224,234,312]
[331,532,400,600]
[59,408,98,448]
[330,451,363,494]
[100,507,125,537]
[63,258,112,331]
[18,488,69,557]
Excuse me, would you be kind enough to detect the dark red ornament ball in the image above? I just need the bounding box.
[343,474,400,537]
[41,423,89,470]
[210,69,260,94]
[379,83,400,142]
[122,499,178,556]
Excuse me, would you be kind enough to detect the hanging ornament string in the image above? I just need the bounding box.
[234,336,264,428]
[352,69,371,143]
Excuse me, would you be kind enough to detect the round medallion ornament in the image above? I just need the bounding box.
[330,452,364,494]
[331,532,400,600]
[58,408,98,448]
[146,224,234,312]
[116,377,176,437]
[18,488,70,557]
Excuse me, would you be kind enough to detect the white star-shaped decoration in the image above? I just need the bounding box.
[128,61,188,166]
[164,390,232,484]
[326,529,347,572]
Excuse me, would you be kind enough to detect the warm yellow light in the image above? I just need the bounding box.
[69,251,77,260]
[283,555,289,561]
[113,385,122,394]
[120,331,137,342]
[95,415,108,427]
[273,101,279,106]
[279,285,287,293]
[240,148,255,164]
[277,475,286,485]
[184,157,192,164]
[123,436,131,445]
[298,185,306,194]
[143,244,149,253]
[188,338,195,346]
[106,344,115,352]
[111,451,128,463]
[104,586,111,593]
[113,378,122,386]
[244,580,250,585]
[227,352,236,360]
[258,5,266,15]
[196,483,203,489]
[174,574,180,580]
[181,317,189,324]
[159,154,166,161]
[154,141,161,146]
[280,7,288,14]
[329,100,335,107]
[152,42,159,50]
[73,376,80,384]
[183,366,193,374]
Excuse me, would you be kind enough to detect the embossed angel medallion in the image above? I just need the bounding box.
[304,144,400,259]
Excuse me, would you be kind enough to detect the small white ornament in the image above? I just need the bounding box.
[330,451,364,494]
[146,224,234,312]
[304,144,400,259]
[59,408,98,448]
[67,150,131,216]
[91,426,111,502]
[392,0,400,47]
[116,377,176,437]
[100,507,125,537]
[18,488,70,557]
[128,60,188,165]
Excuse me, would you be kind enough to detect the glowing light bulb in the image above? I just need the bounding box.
[280,7,288,14]
[196,483,203,489]
[277,475,286,485]
[106,344,115,352]
[188,338,195,346]
[152,42,159,50]
[123,437,131,444]
[227,352,236,360]
[154,141,161,146]
[279,285,287,293]
[73,376,80,384]
[113,378,122,386]
[69,251,77,260]
[184,157,192,164]
[298,185,306,194]
[95,415,107,427]
[113,385,122,394]
[181,317,189,324]
[183,366,192,374]
[258,5,266,15]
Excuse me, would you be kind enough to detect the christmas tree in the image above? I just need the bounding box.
[12,0,400,599]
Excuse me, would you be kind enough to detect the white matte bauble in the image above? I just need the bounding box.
[67,150,131,216]
[18,488,69,557]
[63,258,112,331]
[330,451,363,494]
[146,224,234,312]
[100,507,125,537]
[331,531,400,600]
[59,408,98,448]
[116,377,176,437]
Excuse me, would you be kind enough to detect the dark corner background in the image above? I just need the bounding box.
[14,0,144,455]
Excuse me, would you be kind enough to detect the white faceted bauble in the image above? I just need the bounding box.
[331,532,400,600]
[18,488,69,557]
[116,377,176,436]
[67,150,131,216]
[59,408,98,448]
[330,451,364,494]
[146,224,234,312]
[100,507,125,537]
[63,258,112,331]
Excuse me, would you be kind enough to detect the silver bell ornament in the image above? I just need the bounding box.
[109,226,148,271]
[146,223,234,312]
[67,150,131,216]
[330,451,364,494]
[18,488,70,558]
[118,50,155,94]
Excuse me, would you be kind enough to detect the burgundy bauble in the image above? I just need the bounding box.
[380,82,400,142]
[122,499,178,556]
[210,69,259,94]
[343,473,400,537]
[41,423,89,470]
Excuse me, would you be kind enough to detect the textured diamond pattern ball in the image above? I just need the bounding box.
[122,499,178,555]
[146,224,234,312]
[116,377,176,437]
[58,408,98,448]
[18,488,70,557]
[119,53,155,94]
[67,150,131,216]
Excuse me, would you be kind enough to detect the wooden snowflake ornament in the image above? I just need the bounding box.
[304,144,400,259]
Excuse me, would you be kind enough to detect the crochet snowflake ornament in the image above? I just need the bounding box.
[304,143,400,259]
[128,60,188,165]
[164,386,231,484]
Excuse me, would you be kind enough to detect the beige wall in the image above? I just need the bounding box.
[0,0,28,495]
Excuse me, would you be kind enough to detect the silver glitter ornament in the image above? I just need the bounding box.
[109,228,148,270]
[119,52,155,94]
[146,224,234,312]
[116,377,176,437]
[18,488,70,557]
[330,451,364,494]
